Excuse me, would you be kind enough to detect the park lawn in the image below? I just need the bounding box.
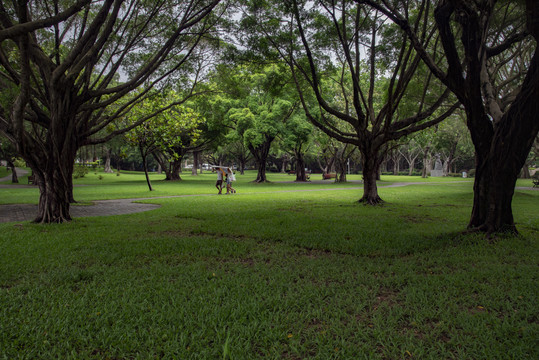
[0,177,538,359]
[0,169,474,205]
[0,166,8,179]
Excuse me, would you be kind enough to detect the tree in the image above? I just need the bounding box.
[0,135,19,183]
[432,113,474,175]
[217,64,298,182]
[361,0,539,234]
[144,99,205,182]
[280,113,313,181]
[247,0,458,203]
[398,138,422,175]
[0,0,222,223]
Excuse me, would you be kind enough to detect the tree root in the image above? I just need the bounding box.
[358,196,384,206]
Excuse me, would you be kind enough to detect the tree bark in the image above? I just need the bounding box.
[360,149,383,204]
[140,145,153,191]
[152,153,172,180]
[250,139,273,183]
[104,147,113,173]
[294,151,307,182]
[6,159,18,183]
[170,158,183,181]
[32,147,75,223]
[476,51,539,234]
[192,150,199,176]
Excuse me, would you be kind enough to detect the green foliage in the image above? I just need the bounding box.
[73,165,89,179]
[13,158,26,168]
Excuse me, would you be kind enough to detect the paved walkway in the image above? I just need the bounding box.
[0,167,28,183]
[1,173,536,223]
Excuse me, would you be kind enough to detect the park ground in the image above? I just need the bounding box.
[0,169,538,359]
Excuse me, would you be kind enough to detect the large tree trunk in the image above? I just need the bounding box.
[170,158,183,181]
[255,158,268,182]
[250,140,273,183]
[471,53,539,234]
[31,146,76,223]
[360,149,383,205]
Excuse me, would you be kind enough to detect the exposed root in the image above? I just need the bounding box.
[466,223,519,240]
[358,196,384,206]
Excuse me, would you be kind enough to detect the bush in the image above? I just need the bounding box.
[73,165,89,179]
[13,158,26,168]
[468,169,475,178]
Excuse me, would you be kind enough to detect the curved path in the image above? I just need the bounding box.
[0,176,536,223]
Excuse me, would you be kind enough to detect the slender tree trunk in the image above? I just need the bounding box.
[422,149,432,178]
[152,153,172,180]
[408,158,416,176]
[192,151,199,176]
[6,159,18,183]
[520,164,531,179]
[140,146,153,191]
[334,148,347,183]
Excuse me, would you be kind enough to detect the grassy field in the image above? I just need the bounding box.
[0,170,538,359]
[0,166,8,179]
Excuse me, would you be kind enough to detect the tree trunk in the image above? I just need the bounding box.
[255,158,268,182]
[140,146,153,191]
[170,158,182,181]
[104,148,113,173]
[192,151,199,176]
[469,50,539,234]
[360,149,383,204]
[294,151,307,182]
[32,148,75,223]
[6,159,18,183]
[334,148,347,183]
[152,153,172,180]
[520,162,531,179]
[408,158,416,176]
[422,150,432,178]
[250,139,273,183]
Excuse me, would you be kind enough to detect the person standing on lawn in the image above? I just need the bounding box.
[225,168,236,194]
[215,167,225,194]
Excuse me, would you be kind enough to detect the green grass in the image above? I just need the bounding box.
[0,170,538,359]
[0,166,8,179]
